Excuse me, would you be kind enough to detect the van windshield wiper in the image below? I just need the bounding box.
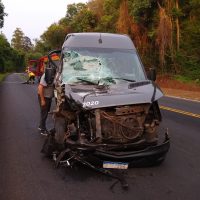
[101,77,136,83]
[113,77,136,82]
[76,78,98,85]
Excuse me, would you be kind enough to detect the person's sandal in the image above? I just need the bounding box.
[40,130,49,136]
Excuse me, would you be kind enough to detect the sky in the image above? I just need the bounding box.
[1,0,88,43]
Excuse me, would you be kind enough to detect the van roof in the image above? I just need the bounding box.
[63,33,136,50]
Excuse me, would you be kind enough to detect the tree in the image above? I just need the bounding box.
[0,0,7,28]
[66,3,86,21]
[95,0,119,32]
[128,0,155,24]
[11,28,25,50]
[88,0,104,20]
[40,23,67,50]
[116,0,130,34]
[0,33,25,72]
[22,36,33,52]
[0,33,9,72]
[70,9,97,32]
[34,0,200,80]
[34,39,51,55]
[175,0,180,51]
[156,3,173,71]
[11,28,34,53]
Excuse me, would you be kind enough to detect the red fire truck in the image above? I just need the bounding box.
[26,54,60,83]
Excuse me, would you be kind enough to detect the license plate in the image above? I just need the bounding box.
[103,161,128,169]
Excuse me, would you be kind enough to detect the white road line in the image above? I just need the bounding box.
[165,95,200,103]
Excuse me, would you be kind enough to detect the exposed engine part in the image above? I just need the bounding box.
[98,104,150,143]
[95,109,102,139]
[101,112,143,143]
[54,78,160,144]
[115,105,149,115]
[88,115,94,140]
[143,101,161,142]
[54,84,65,112]
[54,89,162,145]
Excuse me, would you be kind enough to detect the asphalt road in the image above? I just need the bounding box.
[0,73,200,200]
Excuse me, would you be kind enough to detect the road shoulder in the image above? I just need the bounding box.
[161,88,200,102]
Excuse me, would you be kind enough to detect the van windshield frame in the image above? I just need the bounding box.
[61,47,146,85]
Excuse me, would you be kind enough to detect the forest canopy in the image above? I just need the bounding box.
[1,0,200,81]
[34,0,200,80]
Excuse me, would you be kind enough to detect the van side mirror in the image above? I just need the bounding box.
[147,68,156,81]
[45,49,61,85]
[47,49,61,69]
[45,67,56,85]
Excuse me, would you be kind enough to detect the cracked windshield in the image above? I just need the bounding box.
[62,48,146,85]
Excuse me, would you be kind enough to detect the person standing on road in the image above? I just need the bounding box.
[38,73,54,136]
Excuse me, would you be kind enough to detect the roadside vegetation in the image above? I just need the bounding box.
[0,72,8,83]
[157,74,200,91]
[0,0,199,89]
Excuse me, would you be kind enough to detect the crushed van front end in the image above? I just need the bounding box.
[43,33,170,169]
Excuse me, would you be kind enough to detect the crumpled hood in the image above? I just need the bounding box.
[65,81,163,109]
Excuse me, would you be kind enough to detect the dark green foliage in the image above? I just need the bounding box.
[40,23,67,50]
[0,0,7,28]
[34,39,51,55]
[128,0,154,23]
[95,15,117,32]
[34,0,200,81]
[96,0,119,32]
[173,1,200,80]
[26,52,43,61]
[0,34,25,72]
[66,3,86,20]
[11,28,33,53]
[69,9,97,32]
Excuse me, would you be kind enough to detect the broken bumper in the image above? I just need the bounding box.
[93,134,170,167]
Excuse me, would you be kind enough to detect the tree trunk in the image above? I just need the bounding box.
[175,0,180,51]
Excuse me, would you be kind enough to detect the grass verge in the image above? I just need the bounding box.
[156,74,200,92]
[174,75,200,85]
[0,73,8,83]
